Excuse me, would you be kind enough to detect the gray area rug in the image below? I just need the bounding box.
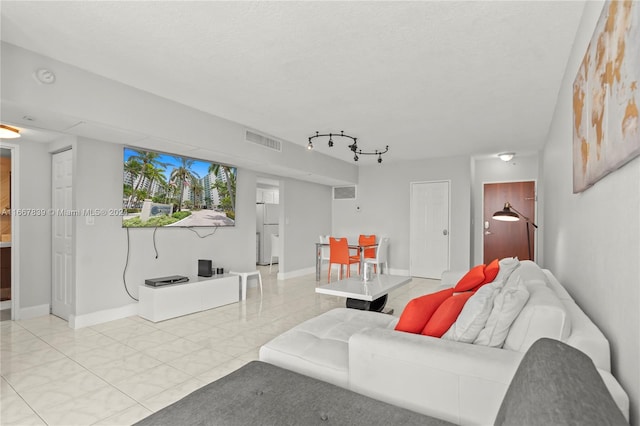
[135,360,452,426]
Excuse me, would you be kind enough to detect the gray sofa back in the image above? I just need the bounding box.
[495,338,627,425]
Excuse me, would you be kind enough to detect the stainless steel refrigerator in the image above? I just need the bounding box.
[256,203,279,265]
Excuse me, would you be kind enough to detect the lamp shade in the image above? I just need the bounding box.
[492,202,519,221]
[0,124,20,139]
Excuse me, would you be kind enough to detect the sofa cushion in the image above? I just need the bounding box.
[494,257,520,284]
[474,278,530,348]
[422,292,474,337]
[503,284,571,352]
[259,308,397,388]
[494,338,627,426]
[453,264,485,292]
[395,288,454,334]
[442,281,502,343]
[506,260,548,290]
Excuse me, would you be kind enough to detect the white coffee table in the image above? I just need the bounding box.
[315,274,412,312]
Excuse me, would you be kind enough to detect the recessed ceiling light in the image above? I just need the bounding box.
[498,152,515,162]
[0,124,21,139]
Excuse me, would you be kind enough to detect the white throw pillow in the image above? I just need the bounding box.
[474,278,530,348]
[494,257,520,283]
[502,283,571,352]
[442,281,502,343]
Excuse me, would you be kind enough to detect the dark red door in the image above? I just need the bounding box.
[483,181,536,263]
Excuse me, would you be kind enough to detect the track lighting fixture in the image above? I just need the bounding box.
[308,131,389,164]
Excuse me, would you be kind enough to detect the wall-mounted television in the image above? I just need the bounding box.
[122,147,237,228]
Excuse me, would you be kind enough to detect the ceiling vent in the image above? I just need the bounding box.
[333,186,357,200]
[246,130,282,152]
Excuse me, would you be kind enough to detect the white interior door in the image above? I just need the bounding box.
[52,149,73,320]
[410,181,450,278]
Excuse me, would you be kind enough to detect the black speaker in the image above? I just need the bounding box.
[198,259,213,277]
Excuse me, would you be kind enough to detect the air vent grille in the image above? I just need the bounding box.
[246,130,282,152]
[333,186,357,200]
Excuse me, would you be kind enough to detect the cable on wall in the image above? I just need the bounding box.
[122,226,218,302]
[187,226,219,238]
[122,227,139,302]
[153,227,159,259]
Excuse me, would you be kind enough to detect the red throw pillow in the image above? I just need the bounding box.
[395,288,454,333]
[453,264,485,292]
[482,259,500,284]
[421,292,475,337]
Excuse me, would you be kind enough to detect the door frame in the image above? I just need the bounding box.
[409,180,451,278]
[481,179,538,263]
[0,142,19,320]
[255,176,282,277]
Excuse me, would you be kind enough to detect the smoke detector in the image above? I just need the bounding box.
[34,68,56,84]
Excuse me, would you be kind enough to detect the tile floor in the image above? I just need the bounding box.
[1,267,440,425]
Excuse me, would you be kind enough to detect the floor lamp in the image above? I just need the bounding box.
[492,202,538,260]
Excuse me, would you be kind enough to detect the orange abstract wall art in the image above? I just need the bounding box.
[573,0,639,193]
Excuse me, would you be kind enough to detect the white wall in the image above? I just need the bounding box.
[333,156,472,274]
[71,138,259,317]
[471,154,539,265]
[1,42,358,187]
[2,42,351,323]
[280,178,332,277]
[542,1,639,424]
[14,134,335,321]
[16,142,52,313]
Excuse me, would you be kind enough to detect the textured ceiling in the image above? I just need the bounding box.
[1,1,586,163]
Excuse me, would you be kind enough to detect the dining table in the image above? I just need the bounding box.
[315,241,378,281]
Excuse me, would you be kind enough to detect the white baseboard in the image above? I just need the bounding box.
[279,267,315,280]
[17,304,50,320]
[388,268,410,276]
[0,300,11,310]
[69,303,138,329]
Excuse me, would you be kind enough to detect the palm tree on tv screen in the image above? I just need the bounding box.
[209,163,236,212]
[142,162,167,201]
[123,157,142,208]
[170,157,200,212]
[127,150,169,208]
[191,178,204,209]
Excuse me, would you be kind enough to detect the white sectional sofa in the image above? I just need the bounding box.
[259,261,630,425]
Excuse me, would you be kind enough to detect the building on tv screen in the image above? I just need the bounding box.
[122,147,237,228]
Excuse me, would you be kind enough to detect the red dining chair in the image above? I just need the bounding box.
[328,237,360,282]
[358,234,377,270]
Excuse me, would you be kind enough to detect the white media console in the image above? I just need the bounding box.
[138,274,239,322]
